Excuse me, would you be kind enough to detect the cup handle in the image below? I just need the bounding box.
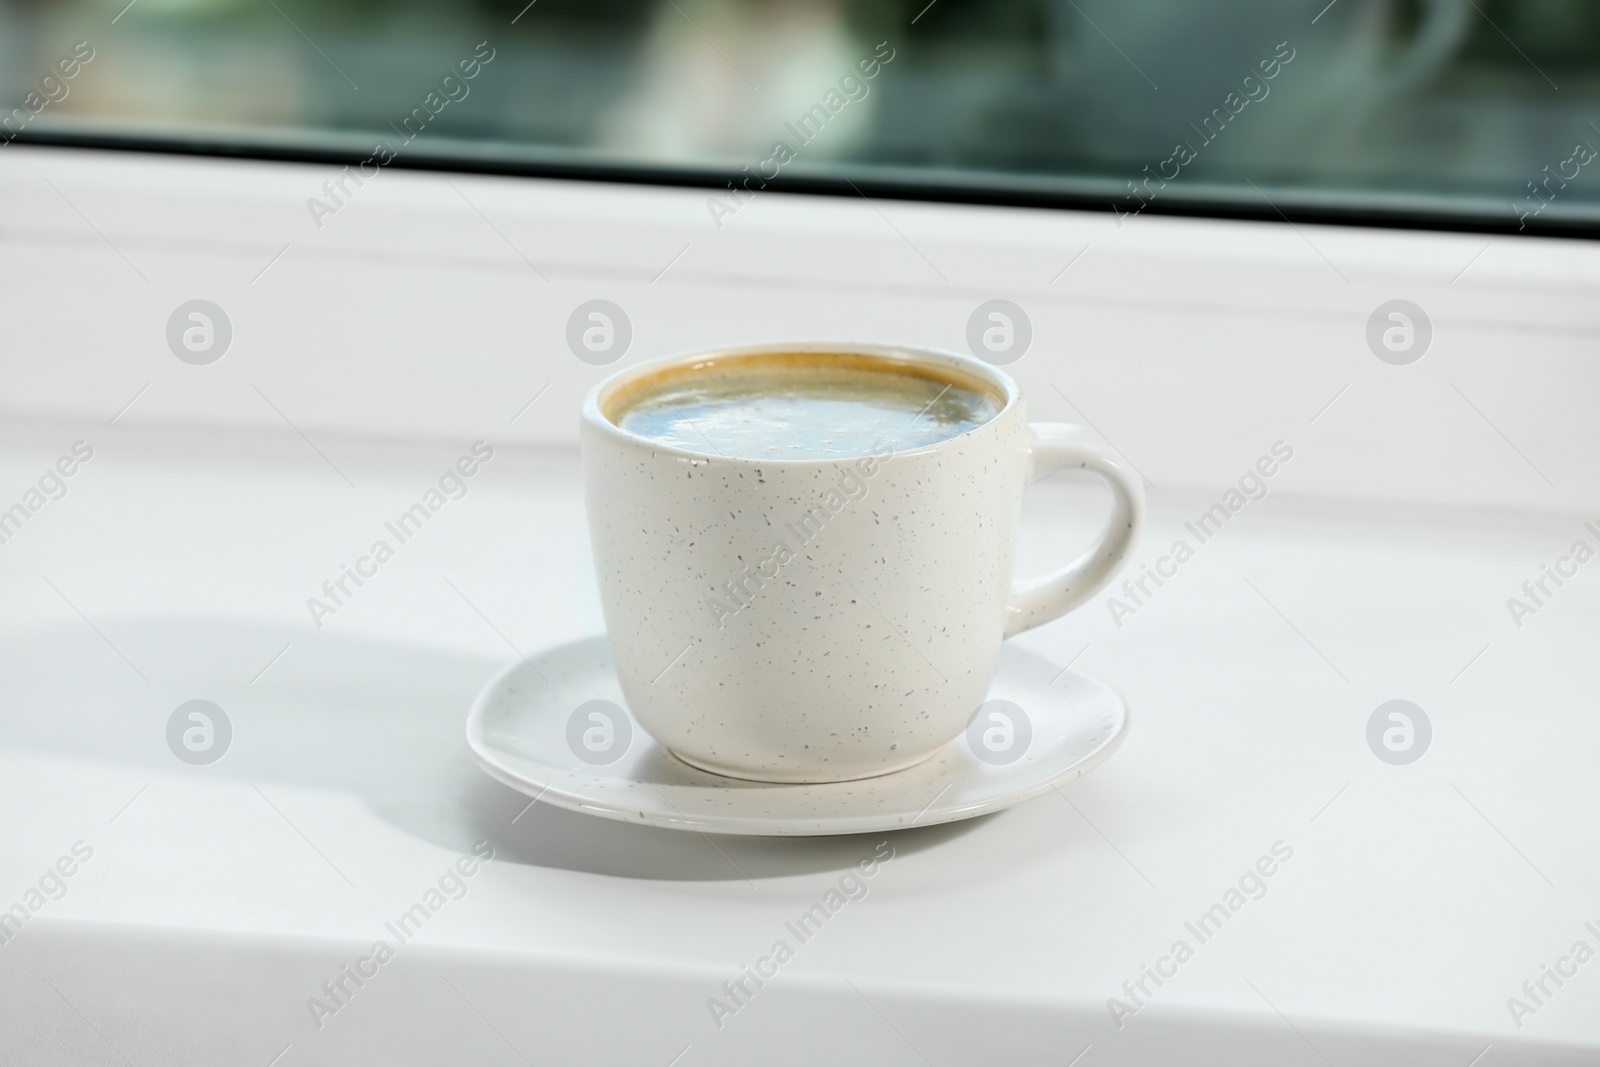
[1005,423,1146,639]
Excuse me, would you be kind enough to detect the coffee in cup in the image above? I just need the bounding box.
[582,343,1143,783]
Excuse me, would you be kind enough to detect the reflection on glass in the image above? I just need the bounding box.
[4,0,1599,227]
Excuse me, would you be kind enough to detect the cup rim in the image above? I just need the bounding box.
[580,341,1022,465]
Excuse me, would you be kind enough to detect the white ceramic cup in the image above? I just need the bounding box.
[581,342,1144,783]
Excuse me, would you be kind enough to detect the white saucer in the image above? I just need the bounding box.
[465,636,1128,837]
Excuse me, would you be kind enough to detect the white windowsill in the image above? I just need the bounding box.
[1,146,1597,1064]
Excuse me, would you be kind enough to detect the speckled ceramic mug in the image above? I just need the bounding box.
[581,343,1144,783]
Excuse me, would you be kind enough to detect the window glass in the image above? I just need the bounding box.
[6,0,1596,231]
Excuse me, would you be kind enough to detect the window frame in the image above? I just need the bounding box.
[13,125,1600,241]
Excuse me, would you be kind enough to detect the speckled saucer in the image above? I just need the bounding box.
[466,635,1128,836]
